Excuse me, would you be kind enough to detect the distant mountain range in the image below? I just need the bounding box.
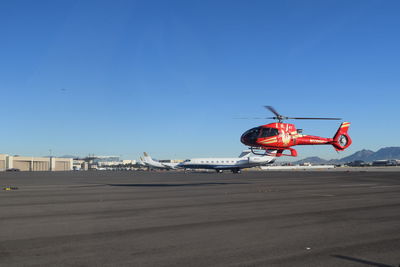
[293,147,400,164]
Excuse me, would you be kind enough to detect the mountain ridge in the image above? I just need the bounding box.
[293,147,400,164]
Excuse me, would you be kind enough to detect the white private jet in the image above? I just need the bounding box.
[142,150,276,173]
[142,152,181,170]
[179,150,276,173]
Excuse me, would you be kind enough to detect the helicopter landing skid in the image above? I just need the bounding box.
[249,147,273,156]
[250,147,298,157]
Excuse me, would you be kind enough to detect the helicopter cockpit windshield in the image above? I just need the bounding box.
[241,127,279,146]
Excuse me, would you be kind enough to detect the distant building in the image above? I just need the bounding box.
[0,154,7,171]
[122,160,136,165]
[97,161,122,166]
[73,159,85,171]
[372,160,397,166]
[0,154,72,171]
[95,160,137,167]
[347,160,367,167]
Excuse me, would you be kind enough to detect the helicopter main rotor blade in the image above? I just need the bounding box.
[264,106,281,117]
[235,117,285,120]
[241,106,342,121]
[234,117,267,119]
[288,117,342,120]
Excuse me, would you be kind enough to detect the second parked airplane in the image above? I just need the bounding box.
[142,152,181,170]
[142,151,276,173]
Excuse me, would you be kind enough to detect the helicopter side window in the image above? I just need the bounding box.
[260,128,279,138]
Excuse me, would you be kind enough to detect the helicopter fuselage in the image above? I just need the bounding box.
[241,122,351,157]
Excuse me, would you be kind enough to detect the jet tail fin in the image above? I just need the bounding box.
[143,152,153,163]
[332,122,352,151]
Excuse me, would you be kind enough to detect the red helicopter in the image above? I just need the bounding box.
[240,106,352,157]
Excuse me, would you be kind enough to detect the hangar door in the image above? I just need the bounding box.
[13,161,31,171]
[32,161,49,171]
[55,161,70,171]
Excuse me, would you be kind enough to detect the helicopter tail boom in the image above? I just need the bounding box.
[332,122,352,151]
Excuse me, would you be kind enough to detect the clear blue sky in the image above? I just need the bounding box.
[1,0,399,160]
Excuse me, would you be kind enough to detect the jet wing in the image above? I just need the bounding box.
[161,163,179,169]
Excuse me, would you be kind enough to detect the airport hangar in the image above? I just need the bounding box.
[0,154,72,171]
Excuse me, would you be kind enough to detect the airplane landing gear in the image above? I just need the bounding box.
[232,169,241,174]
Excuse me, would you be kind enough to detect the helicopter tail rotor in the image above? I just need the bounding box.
[332,122,352,151]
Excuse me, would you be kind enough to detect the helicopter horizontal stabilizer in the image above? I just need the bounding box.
[332,122,352,151]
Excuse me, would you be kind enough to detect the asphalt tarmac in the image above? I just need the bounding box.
[1,170,399,267]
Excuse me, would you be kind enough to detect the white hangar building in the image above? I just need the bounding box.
[0,154,72,171]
